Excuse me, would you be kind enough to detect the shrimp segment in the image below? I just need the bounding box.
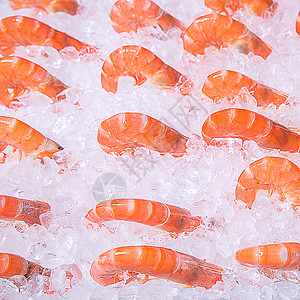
[91,246,223,288]
[86,198,202,235]
[98,112,188,157]
[0,253,30,279]
[0,56,69,107]
[183,14,272,59]
[101,45,193,95]
[297,11,300,36]
[110,0,186,33]
[202,108,300,153]
[202,70,288,108]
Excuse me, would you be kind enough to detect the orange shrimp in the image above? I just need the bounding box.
[297,11,300,36]
[183,14,272,59]
[0,56,69,108]
[101,45,193,95]
[236,157,300,209]
[90,246,223,288]
[0,16,99,56]
[8,0,79,15]
[0,116,63,161]
[0,195,50,226]
[202,70,288,108]
[204,0,277,17]
[98,112,188,157]
[202,108,300,153]
[86,198,202,236]
[110,0,186,34]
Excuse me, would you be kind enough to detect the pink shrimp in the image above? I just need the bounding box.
[90,246,223,288]
[86,198,202,236]
[202,70,288,108]
[0,56,68,108]
[183,14,272,59]
[110,0,186,34]
[202,108,300,153]
[97,112,188,157]
[101,45,193,95]
[297,11,300,36]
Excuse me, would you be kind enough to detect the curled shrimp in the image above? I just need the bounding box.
[86,198,202,237]
[0,16,99,56]
[90,245,223,288]
[202,70,288,108]
[202,108,300,153]
[98,112,188,157]
[297,11,300,36]
[0,195,50,226]
[110,0,186,34]
[101,45,193,95]
[0,56,69,108]
[183,14,272,59]
[0,116,63,161]
[8,0,79,15]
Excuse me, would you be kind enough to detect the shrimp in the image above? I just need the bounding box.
[183,14,272,59]
[0,56,69,108]
[0,16,99,56]
[98,112,188,157]
[297,11,300,36]
[202,70,288,108]
[0,195,50,226]
[101,45,193,95]
[204,0,277,17]
[0,116,63,161]
[86,198,202,236]
[90,246,223,288]
[8,0,79,15]
[202,108,300,153]
[110,0,186,34]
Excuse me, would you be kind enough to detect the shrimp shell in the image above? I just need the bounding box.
[202,108,300,153]
[183,14,272,59]
[0,253,29,279]
[97,112,188,157]
[90,245,223,288]
[202,70,288,108]
[101,45,193,95]
[297,11,300,36]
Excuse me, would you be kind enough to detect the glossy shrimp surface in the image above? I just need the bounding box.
[101,45,193,95]
[183,14,272,59]
[202,108,300,153]
[110,0,186,33]
[86,198,202,235]
[202,70,288,108]
[98,112,188,157]
[0,56,69,107]
[8,0,79,15]
[0,253,29,279]
[297,11,300,36]
[91,246,223,288]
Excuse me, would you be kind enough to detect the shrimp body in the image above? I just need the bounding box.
[110,0,186,34]
[86,198,201,234]
[297,11,300,36]
[0,253,29,279]
[98,112,188,157]
[202,70,288,108]
[202,108,300,153]
[0,56,68,107]
[8,0,79,15]
[91,246,223,288]
[236,243,300,270]
[101,45,193,95]
[183,14,272,59]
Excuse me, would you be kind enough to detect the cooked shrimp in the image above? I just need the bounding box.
[0,116,63,161]
[0,56,68,108]
[91,246,223,288]
[202,108,300,153]
[204,0,277,17]
[110,0,186,34]
[8,0,79,15]
[202,70,288,108]
[183,14,272,59]
[0,16,99,56]
[297,11,300,36]
[86,198,202,236]
[98,112,188,157]
[101,45,193,95]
